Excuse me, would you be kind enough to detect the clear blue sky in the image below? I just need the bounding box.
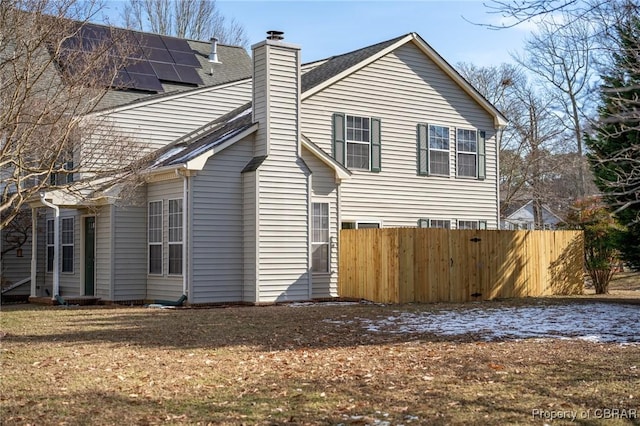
[214,0,533,66]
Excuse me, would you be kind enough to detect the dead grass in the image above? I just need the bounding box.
[582,271,640,300]
[1,292,639,425]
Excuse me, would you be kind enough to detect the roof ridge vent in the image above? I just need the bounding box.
[266,30,284,41]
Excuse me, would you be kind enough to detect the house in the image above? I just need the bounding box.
[19,27,507,304]
[1,23,252,296]
[501,200,564,230]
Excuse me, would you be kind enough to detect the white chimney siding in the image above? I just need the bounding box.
[243,36,311,303]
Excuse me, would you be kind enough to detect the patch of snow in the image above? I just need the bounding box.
[152,147,185,167]
[358,302,640,344]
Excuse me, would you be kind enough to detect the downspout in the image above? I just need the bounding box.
[178,169,188,299]
[496,127,504,229]
[30,207,38,297]
[40,194,59,300]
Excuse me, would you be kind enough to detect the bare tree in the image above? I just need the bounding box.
[459,63,570,223]
[120,0,248,46]
[515,13,597,197]
[483,0,618,29]
[1,0,145,230]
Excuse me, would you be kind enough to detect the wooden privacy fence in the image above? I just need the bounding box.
[338,228,584,303]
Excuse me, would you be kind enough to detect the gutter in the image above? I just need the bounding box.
[39,194,60,301]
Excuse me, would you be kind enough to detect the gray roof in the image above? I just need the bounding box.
[96,39,252,111]
[150,102,253,168]
[301,34,407,92]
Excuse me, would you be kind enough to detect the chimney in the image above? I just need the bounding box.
[251,30,300,157]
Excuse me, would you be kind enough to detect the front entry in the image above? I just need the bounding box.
[84,217,96,296]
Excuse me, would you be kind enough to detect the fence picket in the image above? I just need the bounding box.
[338,229,584,303]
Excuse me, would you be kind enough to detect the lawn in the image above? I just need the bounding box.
[1,286,639,425]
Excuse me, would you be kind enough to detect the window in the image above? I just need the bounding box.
[312,203,330,273]
[346,115,370,170]
[46,219,54,272]
[429,219,451,229]
[457,129,477,178]
[61,218,74,272]
[148,201,162,274]
[458,220,488,230]
[418,125,486,179]
[168,199,183,275]
[341,221,381,229]
[332,113,381,172]
[458,220,478,230]
[49,158,74,186]
[429,125,450,176]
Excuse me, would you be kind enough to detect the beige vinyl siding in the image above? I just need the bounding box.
[95,205,112,299]
[146,179,183,300]
[302,42,499,227]
[242,168,258,303]
[103,80,253,151]
[253,43,311,303]
[112,204,147,300]
[302,147,339,298]
[0,209,32,287]
[190,140,254,304]
[252,46,269,156]
[256,165,309,302]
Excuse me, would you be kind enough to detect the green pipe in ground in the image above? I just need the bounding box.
[153,294,187,306]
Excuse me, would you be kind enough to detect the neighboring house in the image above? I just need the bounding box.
[22,28,507,304]
[501,200,564,230]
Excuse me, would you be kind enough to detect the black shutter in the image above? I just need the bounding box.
[371,118,381,172]
[478,130,486,180]
[417,123,429,175]
[332,113,345,166]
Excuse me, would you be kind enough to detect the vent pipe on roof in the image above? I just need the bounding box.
[208,36,220,75]
[266,30,284,41]
[208,37,220,63]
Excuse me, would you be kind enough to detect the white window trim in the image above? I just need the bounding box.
[428,124,450,177]
[148,200,163,276]
[311,201,331,274]
[168,198,183,276]
[61,217,74,273]
[46,219,54,273]
[456,128,478,179]
[345,114,371,171]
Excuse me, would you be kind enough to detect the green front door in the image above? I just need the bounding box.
[84,217,95,296]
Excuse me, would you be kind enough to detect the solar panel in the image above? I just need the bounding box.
[168,50,201,67]
[125,60,155,75]
[150,62,179,82]
[137,33,166,50]
[113,69,134,89]
[142,47,175,63]
[55,23,206,92]
[79,23,109,42]
[160,36,192,52]
[128,72,164,92]
[174,64,203,85]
